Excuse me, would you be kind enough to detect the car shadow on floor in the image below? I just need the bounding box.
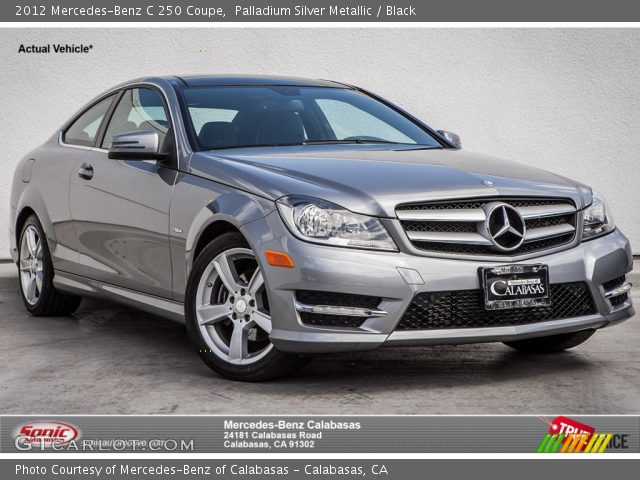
[50,298,597,392]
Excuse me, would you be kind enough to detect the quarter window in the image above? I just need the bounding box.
[63,95,115,147]
[101,88,169,149]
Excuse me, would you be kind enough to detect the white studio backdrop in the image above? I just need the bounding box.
[1,28,638,258]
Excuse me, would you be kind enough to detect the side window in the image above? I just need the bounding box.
[63,95,115,147]
[315,99,413,143]
[101,88,169,149]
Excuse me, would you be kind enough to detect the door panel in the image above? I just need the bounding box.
[70,155,176,297]
[68,87,176,298]
[47,94,118,275]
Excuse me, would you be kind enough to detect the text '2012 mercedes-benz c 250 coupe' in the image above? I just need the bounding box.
[9,75,634,381]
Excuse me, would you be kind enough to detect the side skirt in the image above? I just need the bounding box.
[53,270,185,323]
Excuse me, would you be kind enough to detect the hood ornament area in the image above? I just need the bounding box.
[481,179,495,187]
[483,202,526,252]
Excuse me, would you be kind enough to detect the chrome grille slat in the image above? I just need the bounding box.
[396,209,486,222]
[523,223,576,243]
[406,231,493,245]
[398,203,575,222]
[397,197,578,257]
[516,203,576,219]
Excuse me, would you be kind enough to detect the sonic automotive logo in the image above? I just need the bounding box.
[14,421,80,449]
[537,416,629,453]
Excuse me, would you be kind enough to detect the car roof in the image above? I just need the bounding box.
[161,75,350,88]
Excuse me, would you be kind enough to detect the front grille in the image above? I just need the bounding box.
[296,290,381,328]
[397,197,577,257]
[396,282,596,330]
[413,234,575,256]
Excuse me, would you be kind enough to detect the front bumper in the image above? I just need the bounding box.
[242,211,634,354]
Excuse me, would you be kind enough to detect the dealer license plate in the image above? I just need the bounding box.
[480,264,550,310]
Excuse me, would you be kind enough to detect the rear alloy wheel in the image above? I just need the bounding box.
[504,329,596,353]
[185,232,307,381]
[18,215,82,316]
[19,224,44,306]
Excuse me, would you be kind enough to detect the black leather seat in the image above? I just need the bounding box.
[256,111,305,145]
[198,122,238,150]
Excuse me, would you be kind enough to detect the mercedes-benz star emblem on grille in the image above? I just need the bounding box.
[483,202,526,251]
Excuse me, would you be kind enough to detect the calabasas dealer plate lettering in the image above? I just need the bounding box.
[480,264,550,310]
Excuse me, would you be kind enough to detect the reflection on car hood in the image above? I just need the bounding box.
[190,145,587,217]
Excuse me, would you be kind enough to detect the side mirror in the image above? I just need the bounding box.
[108,130,164,160]
[437,130,462,149]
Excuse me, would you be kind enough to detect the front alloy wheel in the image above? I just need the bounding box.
[185,232,307,381]
[195,247,273,365]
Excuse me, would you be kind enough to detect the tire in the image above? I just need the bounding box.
[504,329,596,353]
[185,232,308,381]
[17,214,82,316]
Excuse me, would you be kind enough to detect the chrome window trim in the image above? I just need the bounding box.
[58,81,178,154]
[58,131,108,151]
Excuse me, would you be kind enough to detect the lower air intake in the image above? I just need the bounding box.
[396,282,596,330]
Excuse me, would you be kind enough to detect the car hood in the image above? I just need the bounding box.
[189,145,588,217]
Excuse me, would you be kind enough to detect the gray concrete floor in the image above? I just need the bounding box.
[0,262,638,415]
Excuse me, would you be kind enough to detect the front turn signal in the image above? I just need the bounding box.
[264,250,295,268]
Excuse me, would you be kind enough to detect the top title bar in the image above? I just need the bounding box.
[4,0,640,22]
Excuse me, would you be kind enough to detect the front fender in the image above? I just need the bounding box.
[185,192,276,267]
[170,173,276,300]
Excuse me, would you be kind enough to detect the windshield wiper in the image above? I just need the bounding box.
[205,140,439,151]
[207,142,304,151]
[404,145,445,151]
[302,139,403,145]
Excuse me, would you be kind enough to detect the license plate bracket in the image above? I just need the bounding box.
[480,264,550,310]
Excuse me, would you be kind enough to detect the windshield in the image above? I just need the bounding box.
[181,86,442,151]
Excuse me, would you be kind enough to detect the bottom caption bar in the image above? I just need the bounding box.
[4,459,638,479]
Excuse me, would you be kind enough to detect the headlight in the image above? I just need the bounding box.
[276,196,397,251]
[582,192,615,240]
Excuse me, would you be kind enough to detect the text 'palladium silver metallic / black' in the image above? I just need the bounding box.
[8,75,634,381]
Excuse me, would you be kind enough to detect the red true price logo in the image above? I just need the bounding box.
[548,416,596,440]
[537,416,628,453]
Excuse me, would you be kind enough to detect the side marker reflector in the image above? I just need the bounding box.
[265,250,295,268]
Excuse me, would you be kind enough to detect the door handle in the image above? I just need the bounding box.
[78,163,94,180]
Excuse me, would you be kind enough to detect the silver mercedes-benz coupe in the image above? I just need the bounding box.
[9,75,634,380]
